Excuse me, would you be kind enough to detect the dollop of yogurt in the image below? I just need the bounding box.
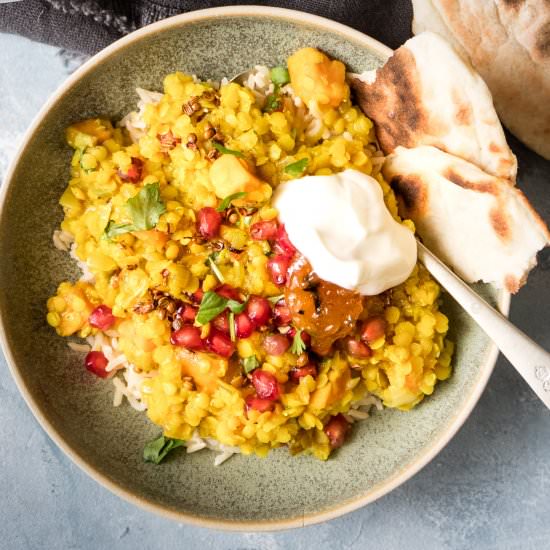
[272,169,417,295]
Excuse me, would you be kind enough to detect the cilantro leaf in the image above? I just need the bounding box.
[242,355,259,374]
[143,434,185,464]
[290,328,307,355]
[216,192,247,212]
[212,141,244,158]
[270,66,290,87]
[126,182,167,231]
[103,182,166,239]
[227,299,247,314]
[104,221,135,239]
[196,291,229,325]
[196,291,247,325]
[284,158,308,177]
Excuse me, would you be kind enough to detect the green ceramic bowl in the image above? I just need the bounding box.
[0,6,508,531]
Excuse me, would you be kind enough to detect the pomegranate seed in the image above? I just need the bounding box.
[273,224,296,257]
[206,329,235,357]
[175,304,197,323]
[171,325,204,350]
[250,219,279,240]
[216,284,241,301]
[251,369,280,400]
[118,157,143,183]
[84,351,109,378]
[212,312,230,334]
[190,288,204,304]
[273,303,292,325]
[267,255,290,285]
[289,363,317,382]
[197,207,222,239]
[88,305,115,330]
[324,414,350,449]
[245,395,275,413]
[361,317,387,344]
[246,296,271,326]
[263,334,290,356]
[346,338,372,358]
[234,312,254,338]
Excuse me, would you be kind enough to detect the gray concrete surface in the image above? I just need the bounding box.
[0,33,549,550]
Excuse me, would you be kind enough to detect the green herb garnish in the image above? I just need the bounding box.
[216,191,247,212]
[143,434,185,465]
[263,67,290,113]
[212,141,244,158]
[290,328,307,355]
[208,255,225,283]
[242,355,260,374]
[104,221,135,239]
[196,291,247,325]
[229,311,236,342]
[284,158,309,177]
[103,182,166,239]
[268,294,285,305]
[270,66,290,87]
[264,93,281,113]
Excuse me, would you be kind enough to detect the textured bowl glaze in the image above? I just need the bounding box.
[0,6,509,531]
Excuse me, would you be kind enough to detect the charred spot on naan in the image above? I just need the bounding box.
[535,21,550,60]
[444,167,497,194]
[351,48,428,153]
[501,0,526,9]
[389,174,428,216]
[452,89,473,125]
[490,207,511,241]
[505,274,523,294]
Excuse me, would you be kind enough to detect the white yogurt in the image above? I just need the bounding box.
[273,169,417,295]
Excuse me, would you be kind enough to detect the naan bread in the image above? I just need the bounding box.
[383,146,550,292]
[412,0,550,159]
[350,32,517,181]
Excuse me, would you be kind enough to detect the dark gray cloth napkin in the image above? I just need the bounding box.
[0,0,412,55]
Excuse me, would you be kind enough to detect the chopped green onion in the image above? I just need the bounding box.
[264,93,281,113]
[208,255,225,283]
[217,192,247,212]
[270,66,290,87]
[229,311,236,342]
[212,141,244,158]
[284,158,309,177]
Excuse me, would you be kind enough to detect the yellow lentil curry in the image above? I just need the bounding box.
[47,48,453,462]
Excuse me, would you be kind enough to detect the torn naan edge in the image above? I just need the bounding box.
[383,146,550,293]
[412,0,550,160]
[350,32,518,181]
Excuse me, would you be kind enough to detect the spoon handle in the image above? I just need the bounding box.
[417,241,550,409]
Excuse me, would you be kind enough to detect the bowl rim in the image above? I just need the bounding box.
[0,4,510,532]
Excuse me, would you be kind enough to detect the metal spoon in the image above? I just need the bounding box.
[418,240,550,409]
[231,68,550,409]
